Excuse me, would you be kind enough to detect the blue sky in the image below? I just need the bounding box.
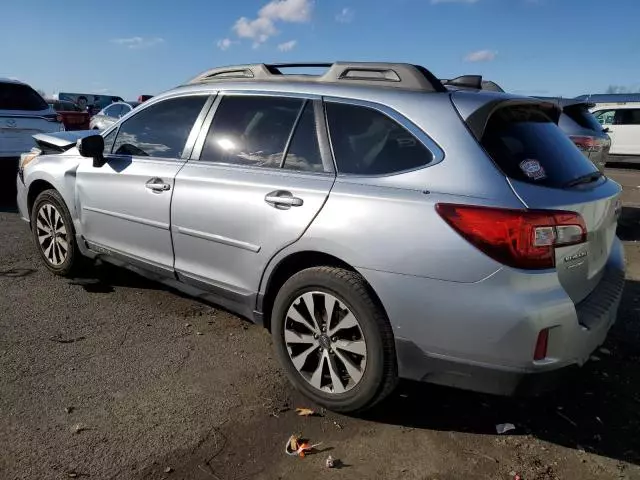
[1,0,638,100]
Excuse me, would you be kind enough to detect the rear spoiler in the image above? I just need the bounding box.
[454,96,562,141]
[32,130,98,152]
[440,75,505,93]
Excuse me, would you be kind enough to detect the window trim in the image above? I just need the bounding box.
[189,91,335,176]
[102,92,214,162]
[321,96,444,177]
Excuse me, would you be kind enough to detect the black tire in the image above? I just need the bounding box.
[271,266,397,413]
[30,189,82,276]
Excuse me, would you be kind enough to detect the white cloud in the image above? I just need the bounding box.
[111,36,164,49]
[231,0,312,45]
[278,40,297,52]
[217,38,234,51]
[260,0,312,22]
[464,49,497,62]
[335,7,355,23]
[234,16,278,43]
[432,0,478,4]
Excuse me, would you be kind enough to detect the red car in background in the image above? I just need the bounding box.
[47,99,90,130]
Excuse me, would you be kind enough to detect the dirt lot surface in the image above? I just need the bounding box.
[1,168,640,480]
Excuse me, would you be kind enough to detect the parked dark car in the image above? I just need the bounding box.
[47,100,90,130]
[536,97,611,171]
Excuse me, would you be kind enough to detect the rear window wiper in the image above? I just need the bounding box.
[563,171,604,188]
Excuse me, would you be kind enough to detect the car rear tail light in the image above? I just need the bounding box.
[533,328,549,360]
[570,135,601,152]
[435,204,587,269]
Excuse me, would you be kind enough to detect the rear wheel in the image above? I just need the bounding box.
[31,189,81,276]
[271,266,397,412]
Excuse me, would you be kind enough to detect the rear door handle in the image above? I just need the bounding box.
[145,177,171,192]
[265,190,304,208]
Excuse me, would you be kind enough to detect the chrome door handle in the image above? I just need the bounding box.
[265,190,304,208]
[145,178,171,192]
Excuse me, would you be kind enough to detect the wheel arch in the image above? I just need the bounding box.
[259,250,388,332]
[27,179,58,218]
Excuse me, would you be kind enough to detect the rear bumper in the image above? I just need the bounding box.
[361,238,625,396]
[395,339,578,396]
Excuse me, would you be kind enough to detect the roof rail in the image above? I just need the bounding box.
[186,62,447,92]
[440,75,505,93]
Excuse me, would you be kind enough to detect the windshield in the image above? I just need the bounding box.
[481,105,599,189]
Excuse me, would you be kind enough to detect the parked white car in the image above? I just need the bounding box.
[591,103,640,157]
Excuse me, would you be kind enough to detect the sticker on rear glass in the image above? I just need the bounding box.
[519,159,546,180]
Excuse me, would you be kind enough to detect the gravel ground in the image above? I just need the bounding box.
[1,169,640,480]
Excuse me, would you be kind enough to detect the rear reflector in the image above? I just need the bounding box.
[534,328,549,361]
[435,204,587,270]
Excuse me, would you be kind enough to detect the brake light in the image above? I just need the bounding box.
[570,135,601,152]
[435,204,587,270]
[534,328,549,360]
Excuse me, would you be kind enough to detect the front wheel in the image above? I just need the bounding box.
[31,189,81,276]
[271,267,397,413]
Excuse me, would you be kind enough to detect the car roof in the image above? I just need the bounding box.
[0,78,28,86]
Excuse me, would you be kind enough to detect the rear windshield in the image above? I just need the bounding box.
[481,105,598,188]
[0,82,48,111]
[563,104,603,131]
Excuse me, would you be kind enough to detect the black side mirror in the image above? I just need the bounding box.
[603,127,611,133]
[77,135,105,168]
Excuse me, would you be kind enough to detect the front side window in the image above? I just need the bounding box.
[103,129,117,154]
[112,96,207,159]
[325,102,433,175]
[201,95,303,168]
[593,110,615,125]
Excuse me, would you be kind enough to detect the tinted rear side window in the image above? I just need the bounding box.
[563,105,602,131]
[326,102,433,175]
[481,106,598,188]
[283,102,324,172]
[201,96,303,168]
[0,82,48,111]
[617,109,640,125]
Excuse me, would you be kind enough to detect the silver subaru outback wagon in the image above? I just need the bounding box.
[16,62,625,412]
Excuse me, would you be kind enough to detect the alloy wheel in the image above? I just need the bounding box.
[284,291,367,394]
[35,203,68,266]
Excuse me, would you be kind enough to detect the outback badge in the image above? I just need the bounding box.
[564,251,587,263]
